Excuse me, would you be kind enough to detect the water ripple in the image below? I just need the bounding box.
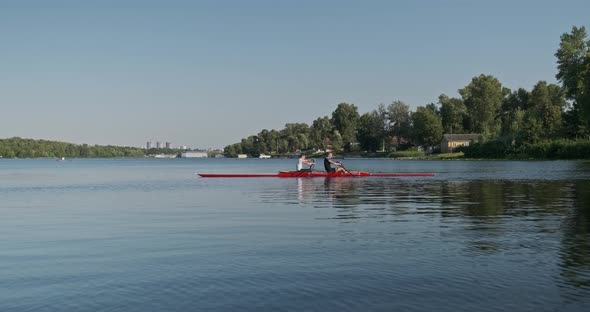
[2,160,590,311]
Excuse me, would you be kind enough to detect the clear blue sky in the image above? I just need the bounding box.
[1,0,588,148]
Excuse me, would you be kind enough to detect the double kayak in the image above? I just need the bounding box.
[198,171,435,178]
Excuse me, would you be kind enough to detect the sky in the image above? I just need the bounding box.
[1,0,589,149]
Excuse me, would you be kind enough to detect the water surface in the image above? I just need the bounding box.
[1,158,589,311]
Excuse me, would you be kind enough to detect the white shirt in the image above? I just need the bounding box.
[297,158,305,171]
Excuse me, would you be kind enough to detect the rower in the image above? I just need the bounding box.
[323,152,345,173]
[297,154,315,172]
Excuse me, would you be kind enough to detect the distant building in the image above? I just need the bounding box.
[146,141,151,150]
[440,134,481,153]
[181,150,208,158]
[165,142,171,149]
[180,145,188,150]
[156,142,162,149]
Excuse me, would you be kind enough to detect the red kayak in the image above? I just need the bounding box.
[198,171,435,178]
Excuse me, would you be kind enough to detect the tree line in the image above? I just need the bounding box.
[225,25,590,158]
[0,137,145,158]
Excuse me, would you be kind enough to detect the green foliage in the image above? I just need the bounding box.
[555,26,590,131]
[524,139,590,159]
[462,140,513,159]
[501,88,529,139]
[358,111,384,152]
[0,137,145,158]
[332,103,360,152]
[521,112,544,144]
[431,152,464,160]
[411,106,443,148]
[459,74,506,139]
[389,148,425,158]
[439,94,467,134]
[145,148,182,156]
[357,103,391,152]
[387,100,411,147]
[563,106,589,138]
[525,81,566,140]
[223,143,242,157]
[310,116,334,150]
[222,25,590,160]
[463,139,590,159]
[224,105,356,157]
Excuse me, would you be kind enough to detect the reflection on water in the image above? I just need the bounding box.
[560,182,590,292]
[266,178,590,300]
[2,159,590,311]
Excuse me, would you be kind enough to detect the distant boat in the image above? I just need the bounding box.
[237,154,247,159]
[259,154,271,159]
[57,157,65,161]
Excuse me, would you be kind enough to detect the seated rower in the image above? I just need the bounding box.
[297,154,315,172]
[323,152,345,173]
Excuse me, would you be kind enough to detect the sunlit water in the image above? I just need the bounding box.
[1,158,589,311]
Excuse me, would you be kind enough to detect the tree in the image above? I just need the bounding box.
[425,103,439,115]
[439,94,467,134]
[310,116,334,150]
[505,108,527,144]
[240,136,257,156]
[503,88,531,111]
[79,144,90,157]
[555,25,590,132]
[223,143,242,157]
[358,111,383,152]
[268,129,281,154]
[256,129,271,154]
[0,137,145,158]
[281,123,311,152]
[546,83,567,136]
[563,105,589,138]
[357,104,391,152]
[411,106,443,150]
[331,103,360,152]
[459,74,507,139]
[525,81,566,140]
[387,100,411,148]
[501,88,530,139]
[330,130,344,152]
[521,113,543,144]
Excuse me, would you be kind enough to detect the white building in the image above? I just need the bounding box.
[181,150,208,158]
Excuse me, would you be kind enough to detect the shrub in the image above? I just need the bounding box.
[389,149,425,158]
[463,139,590,159]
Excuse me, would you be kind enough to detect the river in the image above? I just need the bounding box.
[1,158,589,311]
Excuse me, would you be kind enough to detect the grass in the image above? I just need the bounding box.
[389,150,425,159]
[428,152,464,160]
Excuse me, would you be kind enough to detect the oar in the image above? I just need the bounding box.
[339,164,355,177]
[308,160,316,176]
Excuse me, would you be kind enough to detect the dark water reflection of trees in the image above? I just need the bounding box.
[278,178,590,293]
[560,180,590,290]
